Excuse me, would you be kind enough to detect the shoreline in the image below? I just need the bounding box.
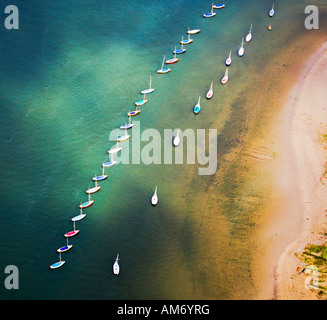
[255,41,327,299]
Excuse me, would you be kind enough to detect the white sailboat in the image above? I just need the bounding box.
[203,4,216,18]
[135,93,148,106]
[187,27,200,34]
[108,140,122,155]
[221,67,229,84]
[102,153,117,168]
[269,4,275,17]
[238,37,245,57]
[57,238,73,253]
[141,76,155,94]
[92,167,108,182]
[151,186,158,206]
[245,24,253,42]
[166,46,179,64]
[173,129,180,147]
[113,254,120,275]
[86,179,101,194]
[180,33,193,45]
[50,253,65,269]
[72,207,86,222]
[120,115,134,130]
[206,81,214,99]
[117,128,130,142]
[225,50,232,66]
[157,56,171,74]
[193,96,201,114]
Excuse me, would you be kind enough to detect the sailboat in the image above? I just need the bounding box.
[173,40,186,54]
[166,47,179,64]
[180,33,193,45]
[57,238,73,253]
[113,254,120,275]
[102,153,117,168]
[108,140,122,154]
[206,81,214,99]
[151,186,158,206]
[212,3,225,9]
[221,67,229,84]
[157,56,171,74]
[203,4,216,18]
[238,37,245,57]
[173,129,180,147]
[64,221,80,238]
[50,253,65,269]
[86,179,101,194]
[269,4,275,17]
[79,193,94,209]
[117,128,130,142]
[127,106,141,117]
[225,50,232,66]
[187,27,200,34]
[193,96,201,114]
[92,168,108,182]
[120,115,134,130]
[245,24,253,42]
[135,93,148,106]
[141,76,155,94]
[72,207,86,222]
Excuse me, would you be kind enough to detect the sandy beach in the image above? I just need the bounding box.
[254,42,327,299]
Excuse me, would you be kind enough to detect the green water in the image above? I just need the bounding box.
[0,0,326,299]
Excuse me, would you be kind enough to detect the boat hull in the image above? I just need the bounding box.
[108,147,122,154]
[135,100,148,106]
[206,90,213,99]
[71,214,86,222]
[180,39,193,45]
[187,29,200,34]
[173,49,186,54]
[79,200,94,208]
[225,58,231,66]
[245,34,252,42]
[194,106,201,114]
[117,135,130,142]
[141,88,155,94]
[212,4,225,9]
[92,175,108,181]
[238,48,244,57]
[64,230,80,238]
[203,13,216,18]
[57,245,73,253]
[120,124,134,130]
[127,110,141,117]
[173,136,180,147]
[50,261,65,269]
[157,68,171,74]
[102,161,117,168]
[86,186,101,194]
[221,76,228,84]
[166,58,179,64]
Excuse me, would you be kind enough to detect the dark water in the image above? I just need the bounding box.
[0,0,324,299]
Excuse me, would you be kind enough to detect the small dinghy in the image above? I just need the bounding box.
[187,27,200,34]
[180,33,193,45]
[113,254,120,275]
[92,168,108,182]
[64,221,80,238]
[173,129,180,147]
[57,238,73,253]
[127,108,141,117]
[102,153,117,168]
[72,207,86,222]
[86,180,101,194]
[225,50,232,66]
[157,55,171,74]
[212,4,225,9]
[151,186,158,206]
[193,96,201,114]
[166,47,179,64]
[238,37,245,57]
[206,81,214,99]
[120,115,134,130]
[79,193,94,209]
[50,253,65,269]
[173,40,186,54]
[221,67,229,84]
[108,141,122,155]
[141,76,155,94]
[245,24,253,42]
[117,128,130,142]
[203,4,216,18]
[269,4,275,17]
[135,93,148,106]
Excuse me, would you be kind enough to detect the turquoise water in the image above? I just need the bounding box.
[0,0,325,299]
